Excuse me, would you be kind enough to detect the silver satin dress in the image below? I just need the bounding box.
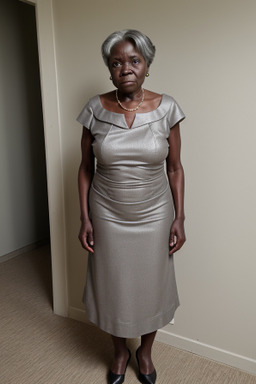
[77,94,185,338]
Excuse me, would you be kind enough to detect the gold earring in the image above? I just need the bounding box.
[146,73,150,77]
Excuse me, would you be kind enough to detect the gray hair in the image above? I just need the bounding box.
[101,29,156,67]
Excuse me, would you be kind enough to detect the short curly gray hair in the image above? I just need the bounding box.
[101,29,156,67]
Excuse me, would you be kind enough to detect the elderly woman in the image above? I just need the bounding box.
[77,29,186,384]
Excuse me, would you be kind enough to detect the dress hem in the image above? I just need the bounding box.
[84,303,180,338]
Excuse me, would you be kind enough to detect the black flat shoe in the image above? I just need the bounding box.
[136,348,157,384]
[108,349,131,384]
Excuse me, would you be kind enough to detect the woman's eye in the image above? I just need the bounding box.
[133,59,140,64]
[112,62,120,68]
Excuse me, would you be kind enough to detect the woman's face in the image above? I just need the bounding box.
[108,40,148,94]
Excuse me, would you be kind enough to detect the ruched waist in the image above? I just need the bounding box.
[92,169,169,203]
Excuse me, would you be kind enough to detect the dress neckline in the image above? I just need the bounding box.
[97,94,165,117]
[92,94,170,130]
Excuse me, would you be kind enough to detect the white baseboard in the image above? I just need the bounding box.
[0,239,50,262]
[68,306,90,324]
[69,306,256,376]
[156,329,256,376]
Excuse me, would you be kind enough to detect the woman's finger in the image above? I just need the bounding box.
[169,237,185,254]
[79,234,94,253]
[87,232,94,247]
[169,234,177,247]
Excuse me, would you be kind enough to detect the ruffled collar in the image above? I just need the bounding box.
[91,94,169,129]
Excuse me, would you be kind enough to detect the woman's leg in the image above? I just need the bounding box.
[137,331,157,374]
[110,335,130,374]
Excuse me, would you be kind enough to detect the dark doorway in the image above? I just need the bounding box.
[0,0,52,302]
[18,1,50,245]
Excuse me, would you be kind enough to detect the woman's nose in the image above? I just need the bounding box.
[121,62,132,75]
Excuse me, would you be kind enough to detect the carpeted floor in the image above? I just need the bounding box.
[0,246,255,384]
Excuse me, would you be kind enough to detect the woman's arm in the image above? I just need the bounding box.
[78,126,95,253]
[166,123,186,254]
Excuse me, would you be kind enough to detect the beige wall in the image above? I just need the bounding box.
[41,0,256,373]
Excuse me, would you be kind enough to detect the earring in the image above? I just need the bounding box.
[110,76,113,80]
[145,73,150,77]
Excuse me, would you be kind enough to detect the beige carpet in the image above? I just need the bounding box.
[1,246,256,384]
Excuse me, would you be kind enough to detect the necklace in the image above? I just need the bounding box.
[116,88,144,112]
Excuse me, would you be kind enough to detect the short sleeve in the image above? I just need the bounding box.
[167,97,185,129]
[76,101,94,130]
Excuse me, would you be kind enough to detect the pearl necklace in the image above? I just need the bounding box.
[116,88,144,112]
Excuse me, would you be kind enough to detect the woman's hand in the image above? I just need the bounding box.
[78,219,94,253]
[169,218,186,254]
[78,127,95,253]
